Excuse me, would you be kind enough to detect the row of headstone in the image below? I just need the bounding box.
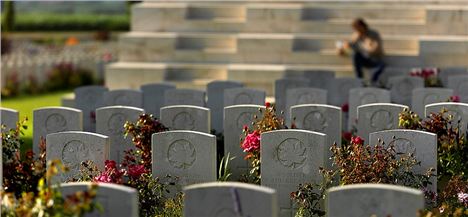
[70,83,268,133]
[58,181,424,217]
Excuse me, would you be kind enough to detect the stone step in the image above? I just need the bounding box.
[118,32,420,66]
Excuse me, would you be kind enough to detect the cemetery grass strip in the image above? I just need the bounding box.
[2,91,71,153]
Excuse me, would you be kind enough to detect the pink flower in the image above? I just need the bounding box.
[458,192,468,206]
[94,173,112,183]
[450,95,460,102]
[127,164,147,178]
[351,136,364,145]
[241,131,261,152]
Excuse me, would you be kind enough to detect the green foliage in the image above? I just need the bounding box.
[6,13,129,31]
[1,1,15,32]
[154,193,184,217]
[1,160,100,217]
[1,118,46,196]
[292,137,434,216]
[218,153,235,182]
[399,108,468,179]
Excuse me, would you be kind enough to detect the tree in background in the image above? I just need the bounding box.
[2,1,15,32]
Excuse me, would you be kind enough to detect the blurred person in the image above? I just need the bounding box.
[338,18,385,85]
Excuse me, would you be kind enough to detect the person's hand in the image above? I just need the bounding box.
[343,41,350,49]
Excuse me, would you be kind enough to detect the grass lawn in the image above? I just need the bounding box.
[1,90,72,151]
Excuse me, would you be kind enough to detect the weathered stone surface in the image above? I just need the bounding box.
[164,89,206,107]
[61,182,138,217]
[96,106,144,166]
[348,88,391,130]
[140,83,176,117]
[207,80,243,134]
[74,85,108,132]
[261,129,327,217]
[425,102,468,135]
[33,107,83,154]
[152,130,216,186]
[224,105,265,180]
[46,131,109,182]
[184,182,278,217]
[388,76,424,106]
[327,184,424,217]
[160,105,210,133]
[411,87,454,117]
[369,129,437,193]
[448,75,468,103]
[0,107,19,132]
[224,87,265,107]
[103,89,143,108]
[285,88,327,125]
[327,78,363,107]
[275,78,309,114]
[290,104,341,169]
[357,103,409,139]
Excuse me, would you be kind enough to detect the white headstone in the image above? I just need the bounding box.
[75,85,108,132]
[224,105,265,180]
[290,104,341,169]
[411,88,454,117]
[184,182,278,217]
[140,83,176,118]
[388,76,424,106]
[275,78,309,114]
[369,129,437,193]
[33,107,83,154]
[285,88,327,125]
[164,89,206,107]
[328,78,363,107]
[160,105,210,133]
[96,106,144,166]
[103,89,143,108]
[348,88,391,130]
[224,87,265,107]
[448,75,468,103]
[425,102,468,135]
[357,103,409,139]
[0,107,19,132]
[152,130,217,186]
[327,184,424,217]
[439,67,467,87]
[46,131,109,182]
[261,129,327,217]
[207,81,243,134]
[61,182,138,217]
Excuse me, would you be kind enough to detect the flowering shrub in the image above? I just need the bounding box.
[74,114,180,217]
[420,176,468,216]
[241,102,287,184]
[2,118,46,196]
[124,114,168,171]
[292,136,434,216]
[44,62,94,91]
[399,108,468,179]
[1,160,100,217]
[410,68,441,87]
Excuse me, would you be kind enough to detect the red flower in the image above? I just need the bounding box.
[243,125,249,132]
[351,136,364,145]
[450,95,460,102]
[127,164,147,178]
[265,102,271,107]
[341,103,349,113]
[342,132,353,141]
[105,160,117,170]
[241,131,261,152]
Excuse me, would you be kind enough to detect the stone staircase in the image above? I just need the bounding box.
[106,1,468,95]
